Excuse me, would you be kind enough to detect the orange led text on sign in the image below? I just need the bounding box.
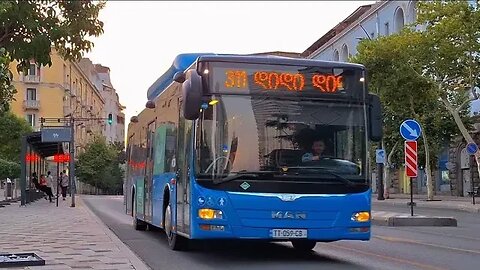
[254,71,305,91]
[312,75,343,93]
[225,70,247,88]
[223,69,344,93]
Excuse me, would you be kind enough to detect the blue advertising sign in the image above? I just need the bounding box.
[41,128,71,142]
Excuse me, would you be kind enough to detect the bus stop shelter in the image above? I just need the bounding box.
[20,132,64,206]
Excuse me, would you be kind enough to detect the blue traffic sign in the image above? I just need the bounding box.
[376,149,386,164]
[400,119,422,141]
[466,143,478,155]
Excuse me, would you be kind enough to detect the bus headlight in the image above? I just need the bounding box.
[351,211,370,222]
[198,208,223,220]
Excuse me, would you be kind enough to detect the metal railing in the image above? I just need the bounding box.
[23,75,40,83]
[23,100,40,110]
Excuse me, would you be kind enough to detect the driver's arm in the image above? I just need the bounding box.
[302,153,313,162]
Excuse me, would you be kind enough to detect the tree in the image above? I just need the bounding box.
[0,158,20,179]
[76,136,124,194]
[352,29,463,200]
[0,48,15,113]
[413,1,480,187]
[0,111,32,162]
[0,0,105,113]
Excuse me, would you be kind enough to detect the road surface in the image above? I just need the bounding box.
[83,196,480,270]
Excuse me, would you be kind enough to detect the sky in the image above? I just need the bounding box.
[85,1,375,123]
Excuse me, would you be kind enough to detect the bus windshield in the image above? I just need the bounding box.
[195,95,368,183]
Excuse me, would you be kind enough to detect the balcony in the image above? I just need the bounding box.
[22,75,40,83]
[23,100,40,110]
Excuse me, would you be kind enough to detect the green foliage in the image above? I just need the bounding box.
[0,158,20,179]
[0,111,32,162]
[352,28,463,168]
[0,0,105,113]
[76,136,124,194]
[0,48,15,113]
[415,0,480,92]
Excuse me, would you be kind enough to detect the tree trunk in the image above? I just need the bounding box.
[384,141,399,199]
[409,97,434,200]
[421,127,434,200]
[441,96,480,192]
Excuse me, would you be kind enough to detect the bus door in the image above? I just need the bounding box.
[144,121,155,223]
[176,105,193,235]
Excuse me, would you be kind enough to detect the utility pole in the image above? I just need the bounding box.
[70,117,76,207]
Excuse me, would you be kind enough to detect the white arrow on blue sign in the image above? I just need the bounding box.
[400,119,422,141]
[466,142,478,155]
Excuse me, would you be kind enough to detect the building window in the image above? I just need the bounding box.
[26,114,36,127]
[385,22,390,36]
[28,64,38,76]
[26,88,37,100]
[408,2,417,23]
[394,7,405,33]
[333,50,340,61]
[340,44,349,62]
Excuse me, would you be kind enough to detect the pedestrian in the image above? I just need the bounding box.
[45,171,55,203]
[31,172,40,190]
[39,174,53,202]
[60,170,69,200]
[58,172,63,196]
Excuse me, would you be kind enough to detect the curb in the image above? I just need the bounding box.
[372,215,457,227]
[78,196,151,270]
[372,200,480,214]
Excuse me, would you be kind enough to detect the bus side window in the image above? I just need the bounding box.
[165,124,177,172]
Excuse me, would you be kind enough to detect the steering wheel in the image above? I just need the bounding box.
[205,156,231,174]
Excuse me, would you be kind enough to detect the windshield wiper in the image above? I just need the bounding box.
[282,166,357,186]
[212,171,276,185]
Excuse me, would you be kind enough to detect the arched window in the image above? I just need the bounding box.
[333,50,339,61]
[394,7,405,33]
[408,1,416,23]
[340,44,349,62]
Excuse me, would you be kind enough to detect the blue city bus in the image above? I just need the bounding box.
[125,53,382,251]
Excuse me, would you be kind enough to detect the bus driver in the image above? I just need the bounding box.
[302,139,326,162]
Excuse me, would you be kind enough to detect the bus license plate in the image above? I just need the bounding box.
[271,229,307,239]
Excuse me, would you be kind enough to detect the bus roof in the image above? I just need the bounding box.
[146,53,365,100]
[146,53,213,100]
[198,55,365,69]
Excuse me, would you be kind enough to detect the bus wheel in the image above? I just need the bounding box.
[164,203,187,250]
[291,240,317,251]
[133,198,147,231]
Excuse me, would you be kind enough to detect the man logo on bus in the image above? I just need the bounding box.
[271,211,307,219]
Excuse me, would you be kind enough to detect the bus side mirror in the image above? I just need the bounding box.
[368,94,382,142]
[182,70,203,120]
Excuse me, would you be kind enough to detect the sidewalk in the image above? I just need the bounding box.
[0,196,150,270]
[372,194,480,213]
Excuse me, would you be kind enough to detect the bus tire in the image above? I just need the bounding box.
[291,240,317,251]
[133,196,147,231]
[164,203,188,250]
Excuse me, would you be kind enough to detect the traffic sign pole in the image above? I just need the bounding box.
[410,177,414,216]
[405,141,418,216]
[465,142,478,205]
[376,149,385,200]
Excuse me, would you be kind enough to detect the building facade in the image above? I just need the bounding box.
[10,49,106,154]
[78,59,126,146]
[303,0,478,196]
